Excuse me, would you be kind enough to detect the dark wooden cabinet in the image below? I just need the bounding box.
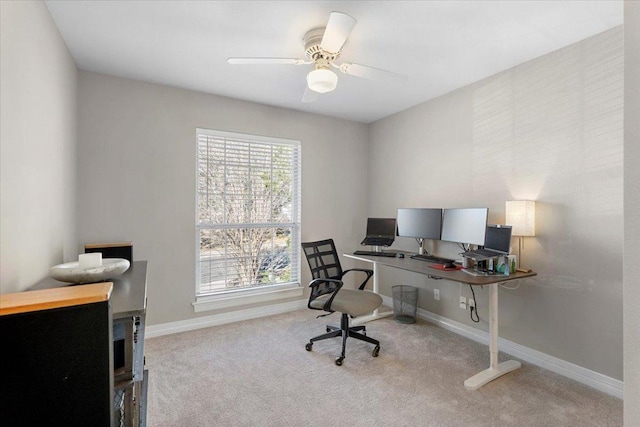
[0,283,115,426]
[109,261,149,427]
[26,260,149,427]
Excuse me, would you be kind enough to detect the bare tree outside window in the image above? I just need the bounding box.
[196,130,301,295]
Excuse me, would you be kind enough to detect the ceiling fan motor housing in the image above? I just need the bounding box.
[303,28,340,62]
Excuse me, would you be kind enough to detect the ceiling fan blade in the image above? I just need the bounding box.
[320,12,357,54]
[302,86,319,103]
[339,63,407,82]
[227,57,308,65]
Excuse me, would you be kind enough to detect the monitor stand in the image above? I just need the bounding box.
[371,245,383,253]
[417,238,426,255]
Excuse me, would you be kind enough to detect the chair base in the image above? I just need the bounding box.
[306,313,380,365]
[325,324,365,333]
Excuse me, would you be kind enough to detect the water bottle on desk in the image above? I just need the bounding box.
[503,255,510,276]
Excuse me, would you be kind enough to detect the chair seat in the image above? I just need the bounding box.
[310,289,383,317]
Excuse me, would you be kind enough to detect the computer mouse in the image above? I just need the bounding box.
[443,261,456,269]
[397,253,405,258]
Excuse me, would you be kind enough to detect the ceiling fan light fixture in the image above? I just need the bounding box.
[306,68,338,93]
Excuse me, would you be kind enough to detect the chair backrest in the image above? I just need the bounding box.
[301,239,343,280]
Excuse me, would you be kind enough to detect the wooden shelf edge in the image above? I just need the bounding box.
[84,242,132,249]
[0,282,113,316]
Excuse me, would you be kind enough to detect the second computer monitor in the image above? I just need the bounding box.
[441,207,489,246]
[397,208,443,240]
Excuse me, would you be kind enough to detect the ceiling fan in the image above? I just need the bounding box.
[227,11,406,103]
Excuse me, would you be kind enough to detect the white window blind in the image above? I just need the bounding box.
[196,129,301,296]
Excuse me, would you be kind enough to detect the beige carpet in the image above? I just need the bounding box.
[145,309,622,427]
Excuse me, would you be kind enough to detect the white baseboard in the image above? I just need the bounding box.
[381,295,623,399]
[146,299,307,339]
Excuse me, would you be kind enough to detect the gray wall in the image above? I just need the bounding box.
[76,71,369,325]
[624,1,640,423]
[368,27,623,380]
[0,1,78,293]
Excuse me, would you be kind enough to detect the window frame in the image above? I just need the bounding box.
[194,128,302,306]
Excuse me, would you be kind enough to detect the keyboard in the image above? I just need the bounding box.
[461,268,492,277]
[353,250,397,257]
[410,254,455,264]
[361,237,394,247]
[463,248,503,259]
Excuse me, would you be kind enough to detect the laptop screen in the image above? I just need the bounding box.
[366,218,396,237]
[484,225,512,253]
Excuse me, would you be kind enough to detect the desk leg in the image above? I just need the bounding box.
[463,283,520,390]
[352,261,394,326]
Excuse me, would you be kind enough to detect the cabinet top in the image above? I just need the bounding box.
[109,260,147,319]
[84,241,132,249]
[30,260,147,319]
[0,282,113,316]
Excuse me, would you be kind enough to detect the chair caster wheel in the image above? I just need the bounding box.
[305,343,313,351]
[372,345,380,357]
[335,357,344,366]
[326,327,332,333]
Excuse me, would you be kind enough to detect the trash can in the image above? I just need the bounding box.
[392,285,418,324]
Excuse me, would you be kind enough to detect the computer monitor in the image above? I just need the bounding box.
[397,208,443,254]
[366,218,396,237]
[441,208,489,247]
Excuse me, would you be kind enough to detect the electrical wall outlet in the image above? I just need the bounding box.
[468,298,475,310]
[459,296,467,310]
[434,289,440,301]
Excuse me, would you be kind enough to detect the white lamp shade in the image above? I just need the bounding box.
[505,200,536,237]
[306,68,338,93]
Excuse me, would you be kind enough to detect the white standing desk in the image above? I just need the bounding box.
[344,252,536,390]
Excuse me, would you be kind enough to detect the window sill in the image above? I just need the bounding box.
[192,284,304,313]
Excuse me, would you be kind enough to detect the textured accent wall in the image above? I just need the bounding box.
[0,1,78,293]
[624,1,640,422]
[368,27,623,379]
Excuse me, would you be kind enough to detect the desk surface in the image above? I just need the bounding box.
[345,252,536,286]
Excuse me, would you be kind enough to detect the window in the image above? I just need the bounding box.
[196,129,301,299]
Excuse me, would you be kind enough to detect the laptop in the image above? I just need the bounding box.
[360,217,396,247]
[462,225,512,260]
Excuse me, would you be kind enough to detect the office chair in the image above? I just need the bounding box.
[301,239,383,366]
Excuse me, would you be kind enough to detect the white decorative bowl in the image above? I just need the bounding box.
[50,258,130,284]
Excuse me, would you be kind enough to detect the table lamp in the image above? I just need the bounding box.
[505,200,535,273]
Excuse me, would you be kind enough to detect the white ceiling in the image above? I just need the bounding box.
[45,1,622,123]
